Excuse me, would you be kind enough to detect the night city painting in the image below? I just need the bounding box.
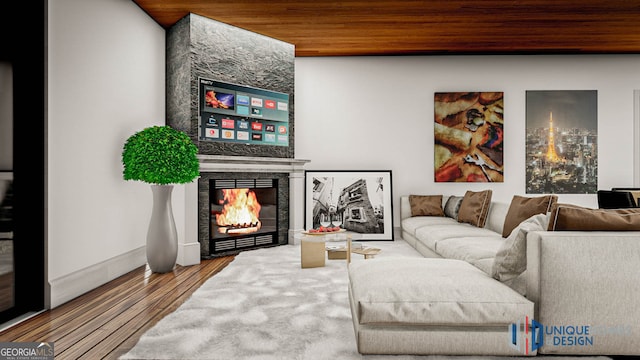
[525,90,598,194]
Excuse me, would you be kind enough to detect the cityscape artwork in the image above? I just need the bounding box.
[525,90,598,194]
[304,170,394,241]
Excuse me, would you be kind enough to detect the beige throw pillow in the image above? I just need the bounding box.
[502,195,557,237]
[457,190,492,227]
[492,213,549,284]
[409,195,445,217]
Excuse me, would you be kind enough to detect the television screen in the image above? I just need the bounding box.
[199,77,290,147]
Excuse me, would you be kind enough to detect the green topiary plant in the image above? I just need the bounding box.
[122,125,200,185]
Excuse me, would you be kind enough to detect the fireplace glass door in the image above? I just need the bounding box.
[209,179,278,255]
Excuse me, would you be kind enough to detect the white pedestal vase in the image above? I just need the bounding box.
[146,184,178,273]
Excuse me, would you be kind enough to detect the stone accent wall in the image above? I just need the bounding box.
[166,13,295,158]
[165,13,296,258]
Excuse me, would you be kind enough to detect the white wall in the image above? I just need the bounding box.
[48,0,167,307]
[295,55,640,226]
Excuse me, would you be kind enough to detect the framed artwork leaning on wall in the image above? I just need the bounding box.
[304,170,394,241]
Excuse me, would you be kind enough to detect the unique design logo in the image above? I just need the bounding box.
[509,318,619,354]
[509,317,543,355]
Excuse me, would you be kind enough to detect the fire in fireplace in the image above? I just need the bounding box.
[209,179,278,255]
[215,188,262,234]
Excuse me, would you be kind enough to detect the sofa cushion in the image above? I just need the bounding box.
[491,213,549,286]
[414,223,500,251]
[401,216,458,236]
[409,195,445,216]
[349,258,533,326]
[457,190,492,227]
[443,195,464,219]
[501,195,557,237]
[472,258,497,277]
[549,205,640,231]
[435,235,504,274]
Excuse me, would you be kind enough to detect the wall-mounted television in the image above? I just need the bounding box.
[199,77,290,147]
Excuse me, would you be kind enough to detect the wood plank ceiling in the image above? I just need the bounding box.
[132,0,640,57]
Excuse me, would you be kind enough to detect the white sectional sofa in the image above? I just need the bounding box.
[348,191,640,356]
[400,194,512,281]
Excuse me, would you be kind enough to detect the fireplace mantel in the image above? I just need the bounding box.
[179,155,310,266]
[198,155,310,174]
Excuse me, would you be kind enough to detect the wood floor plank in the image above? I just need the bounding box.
[54,260,223,357]
[0,255,235,359]
[57,263,215,358]
[0,265,150,341]
[13,265,162,343]
[79,256,235,360]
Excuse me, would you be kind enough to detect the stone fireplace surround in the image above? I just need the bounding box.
[179,155,309,265]
[166,14,300,265]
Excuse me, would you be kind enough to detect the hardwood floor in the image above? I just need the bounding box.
[0,255,235,360]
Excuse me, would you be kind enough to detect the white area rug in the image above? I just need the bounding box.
[120,239,611,360]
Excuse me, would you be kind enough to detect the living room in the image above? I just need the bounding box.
[2,0,640,357]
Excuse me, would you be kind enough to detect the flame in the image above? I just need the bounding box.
[216,188,262,232]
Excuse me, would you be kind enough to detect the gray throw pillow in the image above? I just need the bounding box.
[491,213,549,285]
[443,195,463,219]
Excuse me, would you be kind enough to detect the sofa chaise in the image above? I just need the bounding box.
[348,190,640,356]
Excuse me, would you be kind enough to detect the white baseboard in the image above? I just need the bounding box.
[177,241,201,266]
[289,229,303,245]
[48,246,146,308]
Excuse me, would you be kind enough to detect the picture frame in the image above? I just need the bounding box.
[304,170,393,241]
[525,90,598,194]
[434,92,504,183]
